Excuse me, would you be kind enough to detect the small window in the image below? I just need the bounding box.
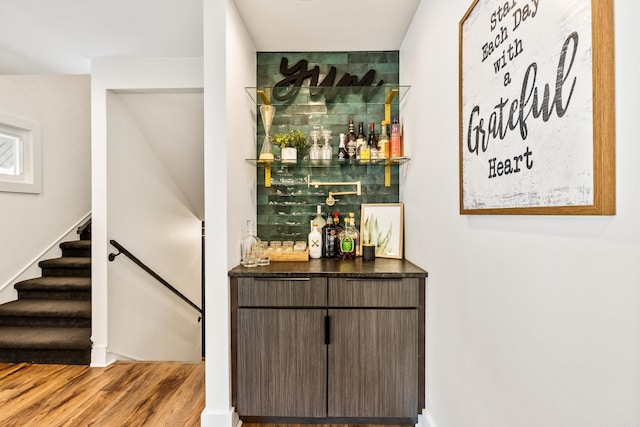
[0,113,41,194]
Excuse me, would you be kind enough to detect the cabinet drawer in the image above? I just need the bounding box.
[238,277,326,307]
[329,277,419,307]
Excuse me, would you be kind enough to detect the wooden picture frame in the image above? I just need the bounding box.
[459,0,615,215]
[360,203,404,259]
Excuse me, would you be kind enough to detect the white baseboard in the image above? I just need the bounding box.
[90,344,113,367]
[200,407,239,427]
[417,409,437,427]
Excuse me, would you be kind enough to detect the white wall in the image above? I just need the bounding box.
[201,0,256,425]
[0,75,90,302]
[401,2,640,427]
[106,91,202,361]
[91,57,204,366]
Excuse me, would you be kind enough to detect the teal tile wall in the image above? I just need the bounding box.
[255,51,400,242]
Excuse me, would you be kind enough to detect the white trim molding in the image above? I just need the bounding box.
[0,112,42,194]
[417,409,438,427]
[200,407,239,427]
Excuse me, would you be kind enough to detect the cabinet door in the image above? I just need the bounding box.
[237,308,327,417]
[328,309,418,418]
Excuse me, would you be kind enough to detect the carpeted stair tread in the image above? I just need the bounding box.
[0,326,91,350]
[39,257,91,269]
[15,276,91,291]
[60,240,91,257]
[0,300,91,318]
[0,235,92,364]
[60,240,91,250]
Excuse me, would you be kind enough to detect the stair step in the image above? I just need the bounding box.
[0,300,91,328]
[0,326,91,364]
[15,276,91,300]
[60,240,91,258]
[39,257,91,277]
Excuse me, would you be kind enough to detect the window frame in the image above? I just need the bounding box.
[0,113,41,194]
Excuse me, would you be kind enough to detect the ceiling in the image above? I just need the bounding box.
[233,0,421,52]
[0,0,420,74]
[0,0,420,220]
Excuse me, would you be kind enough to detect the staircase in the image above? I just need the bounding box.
[0,237,92,365]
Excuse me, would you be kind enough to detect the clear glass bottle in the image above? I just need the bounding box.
[377,121,389,159]
[311,205,326,231]
[240,219,259,267]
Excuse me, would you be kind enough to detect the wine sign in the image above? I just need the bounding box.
[459,0,615,215]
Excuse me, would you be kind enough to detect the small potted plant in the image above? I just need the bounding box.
[271,129,307,162]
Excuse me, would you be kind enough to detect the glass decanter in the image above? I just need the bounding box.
[240,219,259,267]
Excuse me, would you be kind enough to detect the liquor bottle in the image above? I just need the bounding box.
[308,223,322,259]
[356,122,368,160]
[337,215,357,260]
[322,212,341,258]
[368,122,378,160]
[346,120,357,159]
[337,133,348,161]
[390,116,402,158]
[377,121,389,159]
[311,205,326,231]
[240,219,259,267]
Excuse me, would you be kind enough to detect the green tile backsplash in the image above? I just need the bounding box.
[255,51,400,242]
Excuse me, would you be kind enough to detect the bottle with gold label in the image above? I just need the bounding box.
[377,121,389,159]
[357,122,369,160]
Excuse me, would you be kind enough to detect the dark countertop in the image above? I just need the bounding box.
[229,257,428,278]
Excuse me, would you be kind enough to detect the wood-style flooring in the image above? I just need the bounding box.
[243,425,408,427]
[0,361,204,426]
[0,362,407,427]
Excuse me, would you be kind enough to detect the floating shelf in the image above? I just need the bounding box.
[246,157,411,187]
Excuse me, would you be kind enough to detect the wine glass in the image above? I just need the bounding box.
[321,129,333,160]
[309,127,321,161]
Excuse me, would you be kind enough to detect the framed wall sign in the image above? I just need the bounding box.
[360,203,404,259]
[459,0,615,215]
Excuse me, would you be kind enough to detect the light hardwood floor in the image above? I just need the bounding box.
[0,362,407,427]
[243,425,408,427]
[0,361,204,426]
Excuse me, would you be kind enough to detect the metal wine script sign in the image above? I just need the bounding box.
[272,57,385,102]
[458,0,615,215]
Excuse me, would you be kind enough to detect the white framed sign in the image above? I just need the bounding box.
[459,0,615,215]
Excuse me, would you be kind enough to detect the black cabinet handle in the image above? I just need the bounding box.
[324,315,330,345]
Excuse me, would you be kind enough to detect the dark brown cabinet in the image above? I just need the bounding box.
[237,308,327,417]
[230,259,426,424]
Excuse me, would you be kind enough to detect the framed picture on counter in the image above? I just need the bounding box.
[360,203,404,259]
[458,0,615,215]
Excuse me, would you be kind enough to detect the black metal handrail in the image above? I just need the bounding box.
[108,239,202,320]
